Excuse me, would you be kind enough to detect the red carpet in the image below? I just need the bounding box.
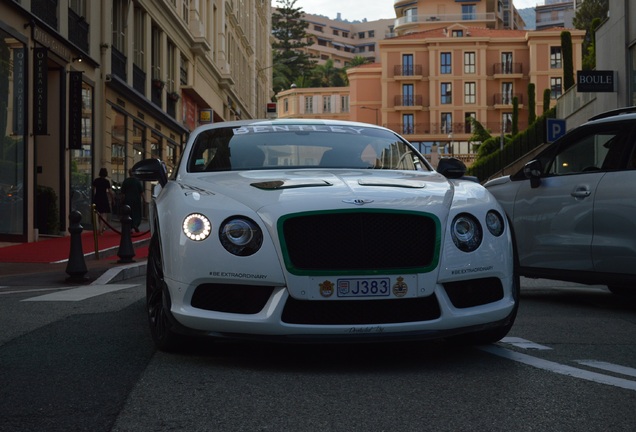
[0,229,150,263]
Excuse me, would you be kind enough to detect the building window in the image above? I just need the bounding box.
[167,41,176,92]
[464,82,476,104]
[503,113,513,134]
[502,82,513,104]
[550,46,562,69]
[323,96,332,113]
[182,0,190,24]
[111,110,127,186]
[284,99,289,113]
[465,112,476,133]
[441,112,452,134]
[550,77,562,99]
[133,7,145,68]
[368,30,375,37]
[333,29,339,36]
[305,96,313,114]
[441,83,452,104]
[462,4,476,20]
[402,114,414,135]
[451,30,463,37]
[405,7,417,23]
[502,52,513,74]
[180,55,188,85]
[402,84,414,106]
[113,0,127,52]
[314,25,324,32]
[402,54,414,76]
[441,52,451,74]
[151,25,161,80]
[358,31,365,38]
[464,52,475,74]
[150,132,162,160]
[341,95,350,112]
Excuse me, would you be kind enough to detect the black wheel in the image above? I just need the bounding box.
[146,232,180,351]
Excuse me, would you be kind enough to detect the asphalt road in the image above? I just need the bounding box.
[1,276,635,432]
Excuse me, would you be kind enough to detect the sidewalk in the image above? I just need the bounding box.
[0,222,150,288]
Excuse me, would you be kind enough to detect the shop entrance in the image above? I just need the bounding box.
[34,66,65,237]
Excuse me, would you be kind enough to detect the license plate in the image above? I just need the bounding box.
[336,278,391,298]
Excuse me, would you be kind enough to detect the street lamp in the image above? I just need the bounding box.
[361,106,379,125]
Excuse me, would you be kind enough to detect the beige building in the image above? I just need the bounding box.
[0,0,271,243]
[277,0,584,166]
[301,12,393,66]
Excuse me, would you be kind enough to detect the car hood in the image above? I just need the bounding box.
[177,169,455,214]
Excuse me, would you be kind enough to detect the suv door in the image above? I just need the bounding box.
[591,124,636,277]
[512,122,629,272]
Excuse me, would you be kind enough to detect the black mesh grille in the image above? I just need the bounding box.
[282,211,437,272]
[282,295,441,325]
[191,284,274,314]
[443,277,504,308]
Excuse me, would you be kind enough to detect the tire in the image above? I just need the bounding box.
[146,232,181,351]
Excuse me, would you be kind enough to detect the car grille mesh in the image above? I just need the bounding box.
[191,284,274,314]
[282,295,441,325]
[282,211,437,272]
[443,277,504,308]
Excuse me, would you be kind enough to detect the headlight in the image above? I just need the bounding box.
[219,216,263,256]
[183,213,212,241]
[451,213,482,252]
[485,210,505,236]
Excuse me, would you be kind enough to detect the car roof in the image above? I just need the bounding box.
[194,118,388,131]
[586,106,636,123]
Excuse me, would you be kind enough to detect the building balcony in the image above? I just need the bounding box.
[394,13,495,32]
[393,64,423,78]
[393,95,426,108]
[492,62,524,77]
[493,93,524,107]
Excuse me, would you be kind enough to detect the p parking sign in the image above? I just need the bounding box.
[547,118,566,143]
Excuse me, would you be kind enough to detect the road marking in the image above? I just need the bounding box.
[21,284,138,302]
[501,337,552,350]
[479,345,636,392]
[0,287,61,295]
[575,360,636,379]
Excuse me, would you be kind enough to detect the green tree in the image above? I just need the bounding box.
[512,96,519,136]
[582,17,602,70]
[271,0,316,93]
[561,31,574,91]
[573,0,608,71]
[543,88,551,114]
[527,83,536,125]
[310,59,346,87]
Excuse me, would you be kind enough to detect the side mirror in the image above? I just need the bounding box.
[437,157,467,179]
[523,159,542,188]
[132,158,168,187]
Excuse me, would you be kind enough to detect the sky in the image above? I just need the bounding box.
[289,0,542,22]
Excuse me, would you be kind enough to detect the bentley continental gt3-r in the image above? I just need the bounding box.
[132,119,518,351]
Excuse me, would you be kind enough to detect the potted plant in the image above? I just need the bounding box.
[168,91,180,102]
[152,78,165,90]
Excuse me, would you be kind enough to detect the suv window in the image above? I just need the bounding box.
[545,132,615,175]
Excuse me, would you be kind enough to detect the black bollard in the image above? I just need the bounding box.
[117,204,136,263]
[66,210,89,282]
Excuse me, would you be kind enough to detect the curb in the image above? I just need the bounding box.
[92,262,148,285]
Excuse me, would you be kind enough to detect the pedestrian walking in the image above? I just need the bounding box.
[121,169,144,232]
[92,168,113,234]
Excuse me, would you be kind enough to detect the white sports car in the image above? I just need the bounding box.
[132,119,518,351]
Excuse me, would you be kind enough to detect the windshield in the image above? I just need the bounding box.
[187,124,430,172]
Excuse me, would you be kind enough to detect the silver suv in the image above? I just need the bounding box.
[485,107,636,295]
